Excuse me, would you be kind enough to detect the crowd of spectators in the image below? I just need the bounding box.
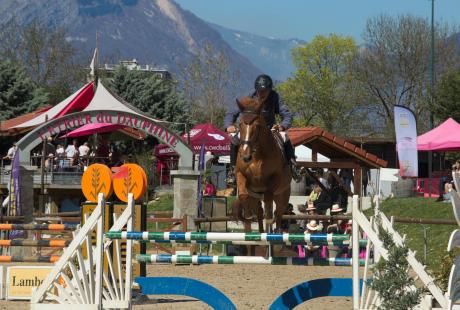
[2,136,125,172]
[280,168,361,259]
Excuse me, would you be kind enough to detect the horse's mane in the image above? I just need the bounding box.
[237,96,261,113]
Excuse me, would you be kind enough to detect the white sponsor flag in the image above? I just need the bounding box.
[394,105,418,177]
[90,47,98,78]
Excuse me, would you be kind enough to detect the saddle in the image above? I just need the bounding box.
[272,131,287,165]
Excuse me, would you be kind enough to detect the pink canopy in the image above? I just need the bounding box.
[154,144,178,157]
[155,123,231,156]
[62,123,122,138]
[417,118,460,151]
[184,123,231,155]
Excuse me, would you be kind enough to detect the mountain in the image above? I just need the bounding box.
[210,23,305,82]
[0,0,261,97]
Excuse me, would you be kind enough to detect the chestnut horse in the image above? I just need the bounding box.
[232,96,292,232]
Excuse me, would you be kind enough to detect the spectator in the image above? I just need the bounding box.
[327,204,344,234]
[344,220,353,235]
[297,204,308,230]
[203,178,217,196]
[55,144,65,158]
[96,136,110,161]
[65,139,79,163]
[280,203,297,231]
[339,168,353,192]
[306,203,317,215]
[317,168,330,189]
[79,142,90,157]
[307,184,320,204]
[3,142,17,160]
[109,144,122,167]
[304,220,322,257]
[313,186,332,215]
[362,167,371,196]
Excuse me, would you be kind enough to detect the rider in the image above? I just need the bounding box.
[224,74,304,183]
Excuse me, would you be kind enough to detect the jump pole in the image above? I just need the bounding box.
[136,254,367,266]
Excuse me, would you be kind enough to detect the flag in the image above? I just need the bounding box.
[89,47,98,78]
[9,150,25,239]
[197,143,206,217]
[11,150,21,216]
[112,166,129,179]
[394,105,418,177]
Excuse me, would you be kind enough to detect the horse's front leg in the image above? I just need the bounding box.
[274,189,291,232]
[256,201,264,233]
[263,193,274,225]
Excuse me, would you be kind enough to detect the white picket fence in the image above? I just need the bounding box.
[30,193,134,309]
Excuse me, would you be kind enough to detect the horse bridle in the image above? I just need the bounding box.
[239,111,260,153]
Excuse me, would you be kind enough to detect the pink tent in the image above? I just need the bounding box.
[417,118,460,151]
[62,123,123,138]
[154,144,178,157]
[154,123,231,156]
[183,123,231,155]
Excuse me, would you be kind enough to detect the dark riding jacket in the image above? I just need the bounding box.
[223,90,292,130]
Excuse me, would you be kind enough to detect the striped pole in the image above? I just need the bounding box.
[145,239,369,247]
[136,254,366,266]
[0,224,78,231]
[0,255,60,263]
[106,231,351,245]
[0,239,70,247]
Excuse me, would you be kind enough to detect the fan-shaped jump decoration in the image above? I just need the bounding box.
[81,164,113,202]
[113,163,147,202]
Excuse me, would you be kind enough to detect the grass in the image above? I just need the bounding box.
[147,194,174,212]
[365,197,456,274]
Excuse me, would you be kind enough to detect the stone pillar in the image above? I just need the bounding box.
[19,166,35,223]
[170,170,201,231]
[10,165,35,257]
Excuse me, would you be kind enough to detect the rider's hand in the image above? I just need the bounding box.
[271,124,285,132]
[226,125,237,134]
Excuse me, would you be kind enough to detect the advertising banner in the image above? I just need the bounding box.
[394,105,418,177]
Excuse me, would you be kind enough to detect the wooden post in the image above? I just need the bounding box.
[354,165,362,197]
[312,145,318,162]
[352,195,360,309]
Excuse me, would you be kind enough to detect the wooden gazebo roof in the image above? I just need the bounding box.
[288,127,387,169]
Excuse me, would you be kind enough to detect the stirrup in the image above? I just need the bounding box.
[291,165,302,183]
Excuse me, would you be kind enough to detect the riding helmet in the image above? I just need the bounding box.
[254,74,273,91]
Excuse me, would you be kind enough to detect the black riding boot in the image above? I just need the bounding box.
[284,139,305,182]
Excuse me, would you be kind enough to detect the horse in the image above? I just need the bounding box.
[232,96,292,233]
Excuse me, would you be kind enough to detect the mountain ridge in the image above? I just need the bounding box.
[209,22,305,82]
[0,0,261,98]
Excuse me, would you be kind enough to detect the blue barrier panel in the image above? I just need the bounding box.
[135,276,237,310]
[269,278,363,310]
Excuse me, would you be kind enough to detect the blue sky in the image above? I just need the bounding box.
[175,0,460,41]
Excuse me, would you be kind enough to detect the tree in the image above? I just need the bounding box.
[278,34,365,135]
[0,17,84,104]
[354,14,459,132]
[0,60,48,121]
[179,43,239,128]
[371,221,422,309]
[109,65,189,132]
[431,69,460,123]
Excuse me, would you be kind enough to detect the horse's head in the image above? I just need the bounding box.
[237,97,264,163]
